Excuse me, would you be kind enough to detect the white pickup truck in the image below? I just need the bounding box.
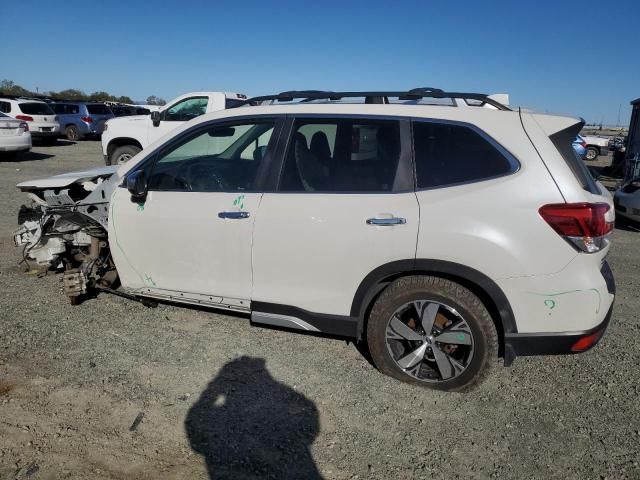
[101,91,247,165]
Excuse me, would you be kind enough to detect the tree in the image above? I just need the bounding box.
[146,95,166,106]
[0,79,31,96]
[117,95,134,104]
[55,89,86,101]
[89,91,112,102]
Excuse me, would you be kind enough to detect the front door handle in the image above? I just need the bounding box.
[218,211,250,219]
[366,217,406,226]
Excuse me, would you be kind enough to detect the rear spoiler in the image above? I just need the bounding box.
[527,113,585,137]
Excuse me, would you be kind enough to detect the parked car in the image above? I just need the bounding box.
[572,135,587,159]
[0,97,59,145]
[13,88,615,391]
[0,112,31,159]
[101,92,247,165]
[51,102,114,141]
[614,177,640,223]
[582,135,610,161]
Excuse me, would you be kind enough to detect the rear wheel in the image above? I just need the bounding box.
[366,276,498,391]
[585,146,599,161]
[65,125,82,141]
[109,145,141,165]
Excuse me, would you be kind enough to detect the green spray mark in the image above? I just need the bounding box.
[544,299,556,310]
[232,194,246,210]
[136,203,145,212]
[456,333,466,342]
[527,289,602,314]
[144,275,156,286]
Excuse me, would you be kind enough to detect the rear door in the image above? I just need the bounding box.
[251,116,419,334]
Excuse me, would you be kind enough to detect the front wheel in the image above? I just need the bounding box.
[366,276,498,391]
[108,145,141,165]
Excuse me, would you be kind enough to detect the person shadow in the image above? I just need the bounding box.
[185,356,323,480]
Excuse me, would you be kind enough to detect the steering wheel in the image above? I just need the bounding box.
[185,163,229,191]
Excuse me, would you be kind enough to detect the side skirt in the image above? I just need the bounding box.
[251,302,359,338]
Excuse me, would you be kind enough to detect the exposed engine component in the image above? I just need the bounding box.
[14,167,120,304]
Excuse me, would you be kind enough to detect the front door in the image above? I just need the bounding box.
[252,116,419,325]
[110,118,278,308]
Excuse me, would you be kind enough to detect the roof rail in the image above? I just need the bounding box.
[238,88,511,111]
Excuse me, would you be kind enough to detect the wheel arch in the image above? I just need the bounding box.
[351,259,517,355]
[107,137,143,157]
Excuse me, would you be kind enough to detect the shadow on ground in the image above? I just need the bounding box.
[186,356,322,480]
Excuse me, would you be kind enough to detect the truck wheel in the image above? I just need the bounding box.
[109,145,141,165]
[65,125,82,141]
[366,276,498,392]
[585,147,599,161]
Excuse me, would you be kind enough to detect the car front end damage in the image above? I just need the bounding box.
[14,167,120,304]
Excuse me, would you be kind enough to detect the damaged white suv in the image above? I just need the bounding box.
[14,89,616,391]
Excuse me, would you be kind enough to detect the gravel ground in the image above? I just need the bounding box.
[1,142,639,480]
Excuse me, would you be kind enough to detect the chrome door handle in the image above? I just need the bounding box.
[366,217,406,226]
[218,211,250,219]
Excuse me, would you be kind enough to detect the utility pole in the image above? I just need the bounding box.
[617,103,621,127]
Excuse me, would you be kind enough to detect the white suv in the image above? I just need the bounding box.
[14,88,616,391]
[0,97,60,145]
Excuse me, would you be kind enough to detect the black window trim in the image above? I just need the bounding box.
[123,114,289,194]
[272,113,414,195]
[411,117,521,192]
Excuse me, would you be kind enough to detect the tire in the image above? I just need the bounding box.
[585,146,599,161]
[366,276,498,392]
[65,125,82,141]
[108,145,141,165]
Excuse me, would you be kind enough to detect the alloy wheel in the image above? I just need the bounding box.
[385,300,474,382]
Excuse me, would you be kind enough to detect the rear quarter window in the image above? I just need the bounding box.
[87,104,112,115]
[19,102,55,115]
[413,121,516,189]
[549,126,599,194]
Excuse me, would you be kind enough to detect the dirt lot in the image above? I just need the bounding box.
[1,141,639,480]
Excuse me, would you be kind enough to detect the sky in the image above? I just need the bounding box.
[1,0,638,125]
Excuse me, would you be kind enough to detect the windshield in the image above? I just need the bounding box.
[19,102,55,115]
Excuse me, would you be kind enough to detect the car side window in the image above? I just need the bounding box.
[146,121,275,192]
[279,118,401,192]
[0,102,10,113]
[413,121,515,189]
[163,97,208,122]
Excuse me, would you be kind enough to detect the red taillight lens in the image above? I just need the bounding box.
[16,115,34,122]
[81,116,93,123]
[539,203,613,253]
[581,141,587,148]
[19,122,29,132]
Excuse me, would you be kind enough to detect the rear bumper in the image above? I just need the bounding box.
[503,261,615,365]
[0,135,32,151]
[31,130,59,138]
[615,190,640,222]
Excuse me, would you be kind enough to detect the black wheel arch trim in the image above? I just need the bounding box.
[350,259,518,338]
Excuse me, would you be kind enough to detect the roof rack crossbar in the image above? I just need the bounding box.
[238,88,510,111]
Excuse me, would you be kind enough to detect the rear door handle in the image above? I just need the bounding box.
[366,217,406,226]
[218,211,250,219]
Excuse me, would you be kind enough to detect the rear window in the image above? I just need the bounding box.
[19,102,55,115]
[87,104,112,115]
[549,125,599,194]
[53,104,79,114]
[413,121,516,189]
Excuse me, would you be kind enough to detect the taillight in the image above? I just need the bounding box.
[16,115,34,122]
[580,140,587,148]
[19,122,29,132]
[81,116,93,123]
[539,203,613,253]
